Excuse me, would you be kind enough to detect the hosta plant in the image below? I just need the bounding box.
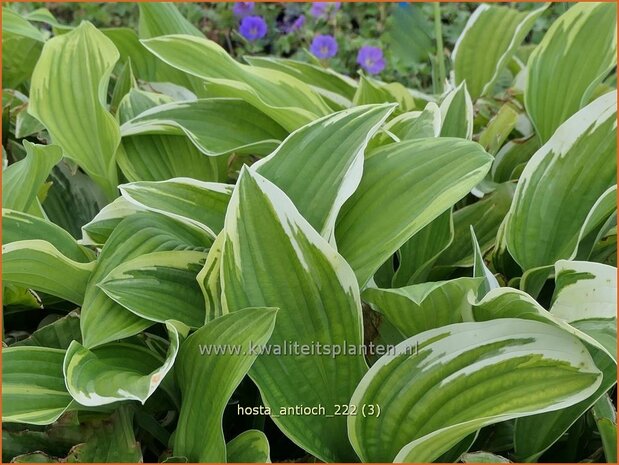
[2,2,617,463]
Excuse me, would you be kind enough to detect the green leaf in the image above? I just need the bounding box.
[491,135,539,183]
[221,168,367,462]
[439,81,473,139]
[550,260,617,335]
[142,35,332,131]
[469,283,616,460]
[29,21,121,199]
[226,430,271,463]
[80,197,142,246]
[363,277,482,338]
[593,395,617,463]
[64,321,183,406]
[460,451,511,463]
[254,104,395,240]
[110,58,136,114]
[64,407,142,462]
[452,4,547,100]
[119,178,233,237]
[99,251,207,328]
[138,3,202,39]
[392,208,453,286]
[115,88,226,183]
[245,55,357,107]
[436,183,515,268]
[2,241,94,305]
[2,141,62,215]
[2,8,44,88]
[505,91,617,270]
[104,25,201,96]
[385,3,434,64]
[80,212,211,348]
[2,347,73,425]
[335,137,492,286]
[525,3,617,142]
[120,98,287,156]
[471,227,500,297]
[173,307,278,462]
[478,103,519,155]
[13,312,81,350]
[3,209,94,263]
[384,102,441,141]
[197,232,225,323]
[348,319,602,463]
[353,75,416,113]
[42,162,109,240]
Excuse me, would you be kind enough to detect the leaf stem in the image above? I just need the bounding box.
[433,2,446,94]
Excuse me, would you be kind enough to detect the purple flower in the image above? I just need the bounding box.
[310,34,338,59]
[357,45,386,74]
[239,15,267,41]
[309,2,340,19]
[289,14,305,32]
[233,2,254,18]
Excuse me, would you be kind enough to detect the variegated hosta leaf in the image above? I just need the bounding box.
[363,277,482,338]
[2,8,44,89]
[452,3,548,100]
[116,88,225,183]
[81,212,211,348]
[385,102,441,141]
[348,319,602,463]
[138,2,202,38]
[3,209,94,262]
[2,141,62,216]
[525,2,617,142]
[436,182,515,268]
[226,430,271,463]
[2,240,94,305]
[592,395,618,464]
[439,81,473,139]
[197,232,225,323]
[253,104,396,240]
[173,307,278,462]
[245,55,357,108]
[550,260,617,337]
[575,184,618,261]
[120,98,288,156]
[392,208,453,287]
[99,251,207,328]
[141,35,332,131]
[2,347,73,425]
[353,75,416,113]
[119,178,233,237]
[63,321,183,406]
[478,103,520,155]
[469,281,616,460]
[221,168,367,462]
[29,21,121,199]
[335,137,492,287]
[80,196,143,246]
[491,135,540,183]
[369,102,441,151]
[505,91,617,271]
[137,3,208,96]
[471,227,500,297]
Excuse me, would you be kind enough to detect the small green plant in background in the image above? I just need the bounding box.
[1,2,617,463]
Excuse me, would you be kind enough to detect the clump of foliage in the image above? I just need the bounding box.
[2,2,617,463]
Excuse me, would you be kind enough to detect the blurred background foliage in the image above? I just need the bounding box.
[6,2,570,92]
